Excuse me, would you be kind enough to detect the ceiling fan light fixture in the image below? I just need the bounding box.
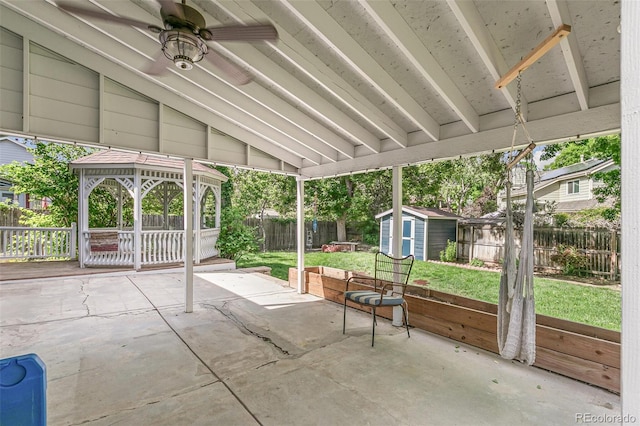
[160,30,207,70]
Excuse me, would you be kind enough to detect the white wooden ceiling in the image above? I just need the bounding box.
[0,0,621,178]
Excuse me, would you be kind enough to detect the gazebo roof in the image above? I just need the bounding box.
[70,150,227,181]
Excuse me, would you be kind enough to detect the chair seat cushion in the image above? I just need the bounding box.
[345,290,404,306]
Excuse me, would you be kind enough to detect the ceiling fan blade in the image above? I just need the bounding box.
[204,50,252,85]
[142,51,171,76]
[57,2,155,30]
[205,24,278,42]
[156,0,184,20]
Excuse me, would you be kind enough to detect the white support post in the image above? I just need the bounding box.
[184,159,194,313]
[22,36,30,133]
[296,176,305,294]
[163,182,169,230]
[392,165,403,326]
[70,222,77,260]
[194,175,201,264]
[117,185,123,231]
[78,169,86,268]
[621,0,640,420]
[215,189,221,229]
[133,169,142,271]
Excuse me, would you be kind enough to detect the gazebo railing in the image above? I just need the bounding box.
[82,228,220,267]
[199,228,220,259]
[141,230,184,265]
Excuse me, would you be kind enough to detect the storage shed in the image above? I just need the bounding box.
[376,206,461,261]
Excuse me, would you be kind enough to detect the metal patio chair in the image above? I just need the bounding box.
[342,251,414,346]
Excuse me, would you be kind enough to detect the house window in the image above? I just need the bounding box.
[567,180,580,194]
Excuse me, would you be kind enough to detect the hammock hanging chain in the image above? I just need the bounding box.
[498,70,536,366]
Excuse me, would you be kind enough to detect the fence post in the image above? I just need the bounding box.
[70,222,77,260]
[468,225,475,263]
[610,230,618,281]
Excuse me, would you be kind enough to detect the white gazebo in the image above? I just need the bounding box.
[70,150,226,270]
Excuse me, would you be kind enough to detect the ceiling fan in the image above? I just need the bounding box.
[56,0,278,85]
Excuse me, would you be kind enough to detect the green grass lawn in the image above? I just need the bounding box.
[237,251,621,331]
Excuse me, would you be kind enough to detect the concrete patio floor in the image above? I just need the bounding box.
[0,269,620,425]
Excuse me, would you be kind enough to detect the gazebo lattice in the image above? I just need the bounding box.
[71,151,226,269]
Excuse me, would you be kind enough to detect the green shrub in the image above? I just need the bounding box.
[554,213,570,227]
[550,244,589,276]
[217,206,260,261]
[439,240,457,262]
[469,258,484,267]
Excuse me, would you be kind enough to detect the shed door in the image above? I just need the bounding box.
[402,218,414,256]
[389,217,414,257]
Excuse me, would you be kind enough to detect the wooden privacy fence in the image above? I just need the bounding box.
[0,224,77,259]
[244,218,338,251]
[458,224,621,279]
[290,266,620,393]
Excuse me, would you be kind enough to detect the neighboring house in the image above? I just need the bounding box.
[498,159,617,213]
[376,206,460,261]
[0,137,36,208]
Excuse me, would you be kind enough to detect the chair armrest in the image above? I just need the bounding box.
[380,282,408,298]
[345,276,375,292]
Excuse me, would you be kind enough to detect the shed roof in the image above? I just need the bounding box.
[375,206,461,220]
[70,150,227,181]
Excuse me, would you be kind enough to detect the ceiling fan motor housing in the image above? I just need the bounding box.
[161,3,206,35]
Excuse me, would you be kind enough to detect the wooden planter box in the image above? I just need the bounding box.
[288,266,620,393]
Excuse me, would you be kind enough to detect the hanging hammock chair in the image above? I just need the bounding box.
[497,73,537,365]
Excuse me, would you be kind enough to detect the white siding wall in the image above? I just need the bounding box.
[0,28,23,131]
[163,106,206,159]
[209,128,249,165]
[29,43,99,142]
[249,146,284,170]
[558,176,589,202]
[103,79,158,151]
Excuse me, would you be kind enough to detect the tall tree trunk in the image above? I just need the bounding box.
[336,216,347,241]
[336,176,353,241]
[259,201,267,252]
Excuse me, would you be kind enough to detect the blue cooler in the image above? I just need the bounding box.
[0,353,47,426]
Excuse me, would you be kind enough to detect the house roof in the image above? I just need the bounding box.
[375,206,461,220]
[0,137,27,149]
[539,158,608,182]
[511,158,615,197]
[70,150,227,181]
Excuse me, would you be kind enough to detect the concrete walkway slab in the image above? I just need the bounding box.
[0,270,620,425]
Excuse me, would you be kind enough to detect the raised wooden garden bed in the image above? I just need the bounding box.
[288,266,620,393]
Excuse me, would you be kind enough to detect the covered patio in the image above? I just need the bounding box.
[1,0,638,419]
[0,270,620,425]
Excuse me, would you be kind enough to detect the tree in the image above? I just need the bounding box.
[0,142,93,227]
[306,176,354,241]
[403,153,505,216]
[229,169,295,250]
